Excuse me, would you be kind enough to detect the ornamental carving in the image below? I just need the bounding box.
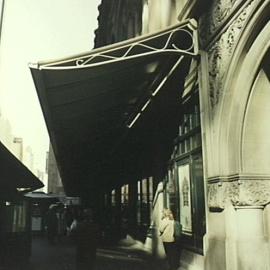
[208,180,270,210]
[208,181,239,209]
[208,41,225,108]
[225,1,256,53]
[237,181,270,206]
[207,0,257,109]
[199,0,248,46]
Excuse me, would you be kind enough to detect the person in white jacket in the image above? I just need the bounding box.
[159,208,179,270]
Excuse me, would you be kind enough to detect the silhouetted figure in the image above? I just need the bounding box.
[71,208,99,270]
[56,203,66,242]
[159,208,179,270]
[45,204,58,245]
[64,207,74,235]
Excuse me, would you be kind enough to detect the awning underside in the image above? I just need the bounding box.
[30,20,197,196]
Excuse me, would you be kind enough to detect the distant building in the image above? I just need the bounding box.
[47,143,64,195]
[13,137,23,161]
[24,145,34,172]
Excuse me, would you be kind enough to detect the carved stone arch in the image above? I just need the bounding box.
[217,0,270,177]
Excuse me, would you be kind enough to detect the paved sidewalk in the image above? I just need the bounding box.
[1,235,168,270]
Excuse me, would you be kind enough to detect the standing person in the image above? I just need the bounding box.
[64,206,74,236]
[45,204,58,245]
[71,208,100,270]
[56,203,66,242]
[159,208,179,270]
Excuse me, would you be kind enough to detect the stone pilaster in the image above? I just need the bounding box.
[234,206,270,270]
[206,176,270,270]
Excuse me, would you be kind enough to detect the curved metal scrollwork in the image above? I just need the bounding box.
[40,19,198,69]
[75,23,196,67]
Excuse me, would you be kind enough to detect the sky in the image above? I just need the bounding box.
[0,0,101,173]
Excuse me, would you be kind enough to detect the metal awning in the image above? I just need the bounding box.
[30,19,198,196]
[0,141,44,200]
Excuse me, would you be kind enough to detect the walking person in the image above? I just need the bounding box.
[159,208,179,270]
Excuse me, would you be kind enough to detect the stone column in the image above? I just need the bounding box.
[207,178,270,270]
[234,206,269,270]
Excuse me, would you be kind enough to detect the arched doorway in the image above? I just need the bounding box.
[214,5,270,269]
[218,9,270,179]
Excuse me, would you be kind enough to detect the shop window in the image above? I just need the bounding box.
[142,0,149,34]
[110,189,117,227]
[2,201,28,233]
[121,184,129,205]
[164,169,178,216]
[168,91,206,253]
[121,184,129,218]
[111,189,116,206]
[137,177,153,226]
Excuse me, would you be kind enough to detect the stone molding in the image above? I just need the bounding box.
[206,0,258,109]
[207,176,270,209]
[199,0,239,44]
[199,0,255,47]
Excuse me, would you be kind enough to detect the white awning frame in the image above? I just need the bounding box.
[30,19,198,71]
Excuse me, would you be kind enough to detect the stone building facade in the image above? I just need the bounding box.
[94,0,270,269]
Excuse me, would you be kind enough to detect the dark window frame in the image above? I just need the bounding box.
[166,90,206,254]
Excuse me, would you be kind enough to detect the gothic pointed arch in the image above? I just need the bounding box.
[217,0,270,178]
[209,0,270,207]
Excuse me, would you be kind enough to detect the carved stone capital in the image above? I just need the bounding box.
[237,180,270,206]
[208,178,270,210]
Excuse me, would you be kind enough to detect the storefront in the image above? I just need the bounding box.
[164,83,205,252]
[24,192,60,233]
[0,141,43,267]
[29,0,270,268]
[87,0,270,269]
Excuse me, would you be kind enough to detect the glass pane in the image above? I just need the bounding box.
[149,177,153,202]
[111,189,116,205]
[137,181,141,224]
[121,186,125,204]
[3,202,28,233]
[185,138,190,152]
[178,164,192,234]
[194,105,200,127]
[180,141,185,154]
[142,179,148,203]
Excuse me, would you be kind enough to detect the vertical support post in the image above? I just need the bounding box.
[234,206,270,270]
